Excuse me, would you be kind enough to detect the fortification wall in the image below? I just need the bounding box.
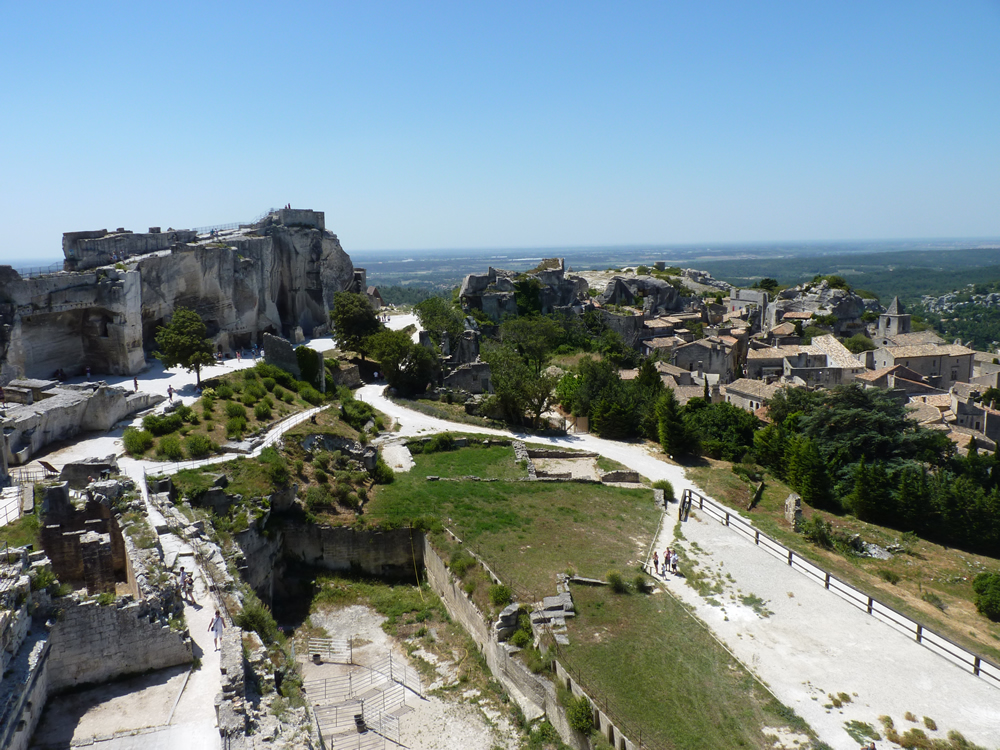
[48,597,192,691]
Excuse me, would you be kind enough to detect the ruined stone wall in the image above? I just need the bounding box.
[281,525,422,580]
[422,539,588,750]
[1,268,145,381]
[234,524,284,605]
[48,597,192,692]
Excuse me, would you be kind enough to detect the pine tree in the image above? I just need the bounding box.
[656,389,692,457]
[154,308,214,386]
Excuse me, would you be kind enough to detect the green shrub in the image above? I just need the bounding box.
[314,469,328,484]
[200,395,215,414]
[304,486,330,508]
[299,386,323,406]
[314,452,330,471]
[273,386,286,401]
[96,592,115,606]
[652,479,674,502]
[31,567,57,592]
[246,381,267,400]
[262,377,276,392]
[801,516,833,548]
[253,362,299,391]
[241,391,257,407]
[606,569,628,594]
[566,694,594,733]
[142,413,183,436]
[281,391,294,404]
[633,573,649,593]
[489,584,513,607]
[225,402,247,419]
[176,404,195,422]
[216,383,234,400]
[235,591,279,644]
[123,428,154,455]
[254,402,272,420]
[243,369,258,381]
[226,416,247,438]
[156,434,184,461]
[510,630,531,648]
[185,433,215,459]
[449,551,477,578]
[972,572,1000,621]
[371,456,395,484]
[878,569,901,585]
[921,591,946,611]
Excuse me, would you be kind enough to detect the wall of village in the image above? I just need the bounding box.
[47,596,192,691]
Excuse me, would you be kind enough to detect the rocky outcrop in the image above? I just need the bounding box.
[0,209,355,382]
[766,279,868,335]
[459,259,588,322]
[597,275,683,315]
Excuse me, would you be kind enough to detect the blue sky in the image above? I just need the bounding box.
[2,1,998,263]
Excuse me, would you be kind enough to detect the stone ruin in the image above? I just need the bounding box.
[0,208,357,384]
[459,258,589,322]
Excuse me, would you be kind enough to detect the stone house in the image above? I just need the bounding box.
[854,365,942,396]
[671,336,741,384]
[781,335,865,387]
[723,378,781,412]
[745,345,802,380]
[871,343,974,388]
[366,286,384,310]
[442,362,492,394]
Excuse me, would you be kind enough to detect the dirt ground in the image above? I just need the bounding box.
[532,456,599,480]
[302,604,519,750]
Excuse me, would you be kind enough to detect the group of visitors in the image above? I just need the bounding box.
[176,566,195,604]
[652,548,679,577]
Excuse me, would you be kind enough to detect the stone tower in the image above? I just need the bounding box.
[877,296,911,341]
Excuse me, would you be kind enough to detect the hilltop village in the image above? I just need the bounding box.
[0,213,997,750]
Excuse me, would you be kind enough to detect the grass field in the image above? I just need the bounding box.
[368,446,822,749]
[687,459,1000,663]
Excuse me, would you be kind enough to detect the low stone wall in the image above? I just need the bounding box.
[599,470,641,484]
[47,595,192,692]
[526,449,598,460]
[422,538,588,750]
[554,660,638,750]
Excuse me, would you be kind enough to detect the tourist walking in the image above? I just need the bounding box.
[662,550,669,576]
[209,609,225,650]
[652,551,659,576]
[671,549,679,574]
[133,376,138,393]
[167,384,173,401]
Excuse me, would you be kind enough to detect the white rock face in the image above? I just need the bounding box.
[0,212,356,381]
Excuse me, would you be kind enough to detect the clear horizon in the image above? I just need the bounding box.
[2,2,998,262]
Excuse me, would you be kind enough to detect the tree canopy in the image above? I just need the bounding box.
[414,297,466,351]
[367,328,436,396]
[154,307,214,386]
[330,292,382,359]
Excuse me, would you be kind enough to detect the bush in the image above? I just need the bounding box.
[281,391,295,404]
[606,570,628,594]
[489,584,513,607]
[566,694,594,733]
[510,630,531,648]
[241,391,257,407]
[226,416,247,438]
[370,456,395,484]
[235,591,279,644]
[142,413,183,436]
[200,395,215,414]
[801,516,833,548]
[299,386,323,406]
[225,402,247,419]
[215,383,234,400]
[972,572,1000,621]
[123,428,154,456]
[254,402,272,420]
[176,404,195,422]
[156,434,184,461]
[314,469,328,484]
[633,573,649,593]
[304,486,330,508]
[262,377,276,392]
[652,479,674,502]
[878,569,901,585]
[449,551,477,578]
[185,433,215,459]
[246,381,267,400]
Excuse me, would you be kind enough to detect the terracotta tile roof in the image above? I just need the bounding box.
[805,335,864,369]
[781,311,814,320]
[769,322,797,336]
[747,346,802,359]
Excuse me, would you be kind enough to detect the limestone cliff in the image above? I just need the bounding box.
[0,208,355,381]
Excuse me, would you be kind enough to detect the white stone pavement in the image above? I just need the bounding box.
[361,386,1000,750]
